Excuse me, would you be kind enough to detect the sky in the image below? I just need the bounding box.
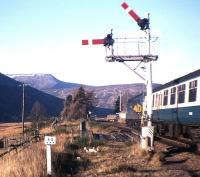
[0,0,200,86]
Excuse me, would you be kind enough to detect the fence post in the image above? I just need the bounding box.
[5,137,8,148]
[80,119,87,137]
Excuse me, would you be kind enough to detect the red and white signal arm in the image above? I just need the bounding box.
[121,2,149,30]
[121,2,141,23]
[82,39,105,45]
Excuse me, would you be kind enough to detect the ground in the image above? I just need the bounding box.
[73,121,200,177]
[1,121,200,177]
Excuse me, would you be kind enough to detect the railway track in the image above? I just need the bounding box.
[94,121,200,152]
[91,121,141,142]
[154,135,200,157]
[114,122,198,152]
[108,122,141,142]
[155,135,192,149]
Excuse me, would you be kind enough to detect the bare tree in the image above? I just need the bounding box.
[30,101,46,132]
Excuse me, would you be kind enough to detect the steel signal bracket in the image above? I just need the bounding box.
[105,54,158,62]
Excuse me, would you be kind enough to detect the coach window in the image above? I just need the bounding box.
[159,93,163,106]
[189,80,197,102]
[152,94,155,107]
[163,90,168,106]
[156,93,159,107]
[178,84,185,103]
[170,87,176,105]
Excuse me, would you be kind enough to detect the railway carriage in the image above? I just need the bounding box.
[152,69,200,140]
[128,69,200,142]
[126,93,145,127]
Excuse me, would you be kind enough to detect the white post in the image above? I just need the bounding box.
[141,14,154,151]
[146,61,153,126]
[46,144,52,175]
[147,13,153,126]
[44,136,56,176]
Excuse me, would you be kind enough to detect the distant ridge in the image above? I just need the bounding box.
[0,73,64,122]
[7,73,161,111]
[8,74,41,77]
[8,74,81,90]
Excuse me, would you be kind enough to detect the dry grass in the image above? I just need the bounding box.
[0,132,74,177]
[79,140,170,177]
[0,122,31,137]
[0,119,88,177]
[1,120,196,176]
[148,152,163,167]
[131,143,163,167]
[53,133,72,152]
[40,126,52,134]
[78,122,172,177]
[0,143,46,177]
[79,141,139,177]
[131,143,149,157]
[0,121,79,177]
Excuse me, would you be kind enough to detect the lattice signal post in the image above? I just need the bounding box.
[82,2,158,151]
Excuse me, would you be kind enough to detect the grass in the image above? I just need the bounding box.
[0,120,186,176]
[89,121,111,133]
[73,136,89,148]
[76,121,169,177]
[0,132,91,177]
[0,120,91,177]
[131,143,149,157]
[53,126,69,135]
[53,151,90,176]
[0,122,31,137]
[0,143,46,177]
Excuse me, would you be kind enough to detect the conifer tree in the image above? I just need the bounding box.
[61,86,96,120]
[61,94,73,120]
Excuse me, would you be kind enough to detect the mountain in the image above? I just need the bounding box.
[8,74,81,90]
[0,73,64,122]
[8,74,161,110]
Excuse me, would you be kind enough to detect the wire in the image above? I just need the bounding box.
[121,62,145,81]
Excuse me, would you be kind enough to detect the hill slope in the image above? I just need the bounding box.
[8,74,161,110]
[0,73,64,122]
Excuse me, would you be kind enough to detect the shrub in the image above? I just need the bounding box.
[131,143,149,157]
[53,127,69,135]
[125,140,133,147]
[73,137,89,148]
[90,121,110,130]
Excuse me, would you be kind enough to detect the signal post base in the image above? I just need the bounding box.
[141,126,154,151]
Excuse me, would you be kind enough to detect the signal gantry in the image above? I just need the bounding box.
[82,1,159,151]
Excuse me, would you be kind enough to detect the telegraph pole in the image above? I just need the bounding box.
[21,83,25,135]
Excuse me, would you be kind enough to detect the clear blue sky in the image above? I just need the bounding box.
[0,0,199,85]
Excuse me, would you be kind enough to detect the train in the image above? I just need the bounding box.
[127,69,200,142]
